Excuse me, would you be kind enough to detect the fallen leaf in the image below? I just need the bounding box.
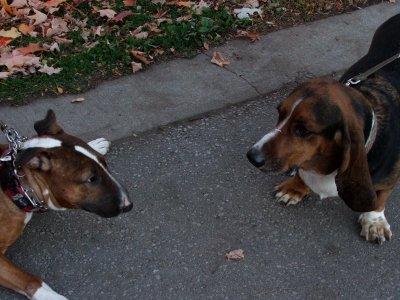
[131,50,151,64]
[27,8,47,25]
[18,24,35,35]
[71,97,85,102]
[131,61,142,73]
[0,0,13,15]
[0,72,10,79]
[0,27,21,38]
[236,30,260,42]
[57,87,64,93]
[112,11,134,22]
[9,0,27,9]
[123,0,136,6]
[0,37,14,47]
[38,64,62,75]
[0,52,39,70]
[176,1,192,7]
[193,0,209,14]
[43,0,65,8]
[203,42,209,50]
[15,43,44,55]
[224,249,244,261]
[211,51,230,67]
[242,0,259,8]
[98,8,117,19]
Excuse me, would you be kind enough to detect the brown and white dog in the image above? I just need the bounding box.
[0,110,132,299]
[247,14,400,244]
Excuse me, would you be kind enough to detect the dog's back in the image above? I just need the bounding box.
[340,13,400,89]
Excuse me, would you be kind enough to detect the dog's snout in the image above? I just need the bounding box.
[121,196,133,213]
[247,147,266,168]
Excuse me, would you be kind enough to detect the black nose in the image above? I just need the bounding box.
[247,147,266,168]
[122,202,133,213]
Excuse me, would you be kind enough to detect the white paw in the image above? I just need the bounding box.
[359,211,392,245]
[31,282,68,300]
[88,138,110,155]
[275,191,302,206]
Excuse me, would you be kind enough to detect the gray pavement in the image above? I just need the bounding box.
[1,2,399,143]
[3,86,400,300]
[1,2,400,300]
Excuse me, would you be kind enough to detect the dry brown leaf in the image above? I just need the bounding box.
[131,61,142,73]
[56,87,64,93]
[211,51,230,67]
[18,24,35,35]
[236,30,260,42]
[176,1,192,7]
[224,249,244,261]
[203,42,209,50]
[0,72,10,79]
[123,0,136,6]
[43,0,65,8]
[131,50,151,64]
[98,9,117,19]
[27,8,47,25]
[0,0,13,15]
[15,43,44,55]
[112,11,134,22]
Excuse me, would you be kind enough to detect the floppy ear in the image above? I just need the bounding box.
[34,110,64,136]
[15,148,52,172]
[335,118,377,212]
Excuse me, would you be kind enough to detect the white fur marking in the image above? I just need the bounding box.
[359,210,392,243]
[253,97,304,150]
[24,212,32,225]
[74,146,128,200]
[31,282,68,300]
[22,138,62,149]
[298,169,338,199]
[88,138,111,155]
[43,189,66,211]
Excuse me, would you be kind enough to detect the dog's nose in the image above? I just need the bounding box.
[247,147,266,168]
[122,196,133,213]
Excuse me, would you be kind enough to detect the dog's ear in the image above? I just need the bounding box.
[335,118,377,212]
[15,148,52,172]
[34,110,64,136]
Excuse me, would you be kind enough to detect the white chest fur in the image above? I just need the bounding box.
[298,169,338,199]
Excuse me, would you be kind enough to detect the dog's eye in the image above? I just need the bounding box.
[293,124,312,138]
[87,175,98,184]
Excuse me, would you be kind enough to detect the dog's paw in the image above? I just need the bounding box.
[31,282,68,300]
[275,176,309,206]
[359,211,392,245]
[88,138,110,155]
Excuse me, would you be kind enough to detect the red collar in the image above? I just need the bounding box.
[0,149,47,213]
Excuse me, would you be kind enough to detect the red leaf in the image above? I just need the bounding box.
[123,0,136,6]
[112,11,134,22]
[0,37,13,47]
[15,43,45,55]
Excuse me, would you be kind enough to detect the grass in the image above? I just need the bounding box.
[0,0,387,105]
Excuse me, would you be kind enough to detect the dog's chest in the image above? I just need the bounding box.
[298,169,338,199]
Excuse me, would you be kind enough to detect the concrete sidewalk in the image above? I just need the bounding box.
[1,2,399,142]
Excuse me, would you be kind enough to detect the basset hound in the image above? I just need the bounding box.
[247,13,400,244]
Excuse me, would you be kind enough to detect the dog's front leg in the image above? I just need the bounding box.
[0,253,67,300]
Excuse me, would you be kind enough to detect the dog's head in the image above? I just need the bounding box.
[247,79,377,211]
[15,110,132,218]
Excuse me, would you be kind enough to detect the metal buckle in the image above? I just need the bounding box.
[345,78,361,86]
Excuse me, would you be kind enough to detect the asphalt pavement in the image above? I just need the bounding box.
[1,2,400,300]
[3,85,400,300]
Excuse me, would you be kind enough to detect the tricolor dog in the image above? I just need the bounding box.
[0,110,132,299]
[247,14,400,244]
